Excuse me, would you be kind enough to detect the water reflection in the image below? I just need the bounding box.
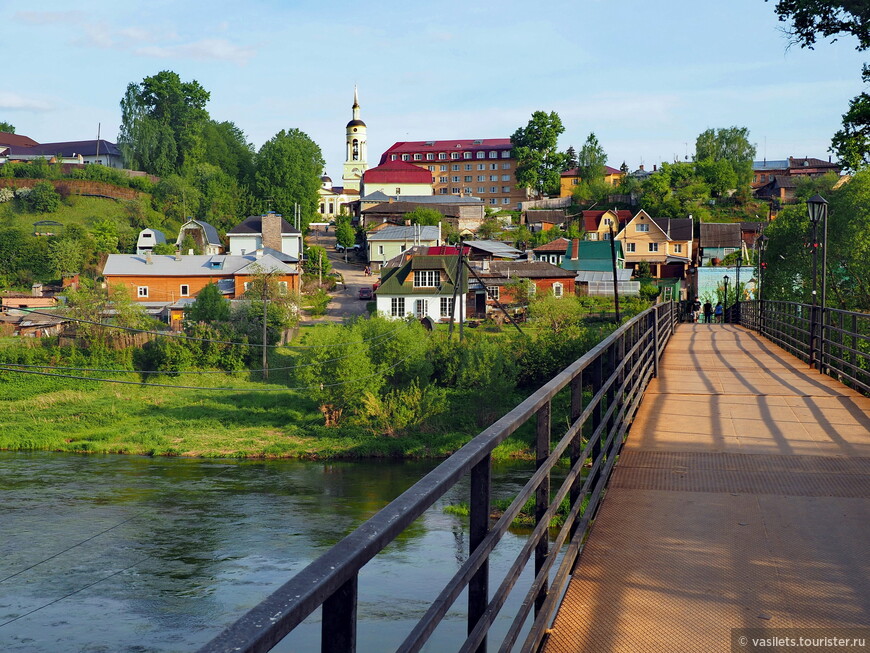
[0,452,543,652]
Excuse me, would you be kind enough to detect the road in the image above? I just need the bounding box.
[303,229,373,323]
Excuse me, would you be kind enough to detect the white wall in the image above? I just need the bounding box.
[229,235,259,256]
[375,293,462,322]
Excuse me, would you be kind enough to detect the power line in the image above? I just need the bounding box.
[0,353,416,392]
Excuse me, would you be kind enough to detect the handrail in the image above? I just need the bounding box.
[200,302,678,653]
[740,300,870,395]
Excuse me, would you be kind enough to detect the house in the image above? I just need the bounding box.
[6,139,123,168]
[699,222,741,265]
[360,160,434,197]
[472,260,576,315]
[560,239,623,272]
[752,157,842,188]
[317,175,355,220]
[559,166,626,197]
[755,175,798,205]
[0,131,39,148]
[367,224,441,270]
[176,219,224,255]
[532,238,571,265]
[614,211,693,279]
[102,253,299,304]
[464,240,522,260]
[582,209,633,241]
[356,191,483,217]
[227,212,302,260]
[523,209,566,232]
[751,160,789,188]
[360,199,485,233]
[374,254,465,322]
[136,228,167,255]
[379,139,530,208]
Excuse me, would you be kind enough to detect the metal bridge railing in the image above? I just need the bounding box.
[199,302,678,653]
[740,300,870,395]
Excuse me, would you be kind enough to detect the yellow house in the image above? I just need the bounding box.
[560,165,627,197]
[582,209,633,241]
[615,210,693,279]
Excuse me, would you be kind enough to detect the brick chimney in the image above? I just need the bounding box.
[572,238,580,261]
[261,212,283,252]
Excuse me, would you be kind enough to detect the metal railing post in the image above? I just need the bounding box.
[569,373,583,540]
[322,575,358,653]
[534,402,551,617]
[652,309,660,378]
[468,454,491,653]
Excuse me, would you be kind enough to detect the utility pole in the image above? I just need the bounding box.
[448,242,463,338]
[458,240,465,342]
[609,223,621,323]
[262,276,269,381]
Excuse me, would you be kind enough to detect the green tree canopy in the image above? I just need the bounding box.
[201,120,256,186]
[511,111,567,197]
[695,127,756,187]
[255,128,324,233]
[576,132,608,182]
[403,207,443,226]
[186,283,230,323]
[831,65,870,170]
[768,0,869,51]
[335,221,356,250]
[48,238,84,279]
[23,181,61,213]
[0,121,15,133]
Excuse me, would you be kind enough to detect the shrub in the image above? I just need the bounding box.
[23,181,61,213]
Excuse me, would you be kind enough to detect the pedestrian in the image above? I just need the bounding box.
[703,301,713,324]
[692,299,701,323]
[714,302,724,323]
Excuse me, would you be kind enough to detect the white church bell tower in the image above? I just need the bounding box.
[342,86,367,192]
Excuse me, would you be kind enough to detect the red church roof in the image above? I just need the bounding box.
[363,160,433,184]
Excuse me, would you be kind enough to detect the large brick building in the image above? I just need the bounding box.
[379,139,530,209]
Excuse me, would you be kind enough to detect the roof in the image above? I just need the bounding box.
[363,160,433,184]
[752,160,789,171]
[347,119,366,128]
[582,210,632,232]
[466,240,522,259]
[427,246,470,256]
[361,192,482,205]
[789,157,840,170]
[700,222,741,248]
[533,238,570,253]
[481,261,576,280]
[575,269,633,283]
[376,255,466,297]
[137,229,167,245]
[740,221,766,233]
[524,210,565,224]
[178,219,221,245]
[650,217,693,241]
[561,240,624,271]
[0,132,39,148]
[102,253,297,277]
[226,213,301,235]
[379,139,512,164]
[366,225,440,242]
[13,139,121,157]
[362,201,462,217]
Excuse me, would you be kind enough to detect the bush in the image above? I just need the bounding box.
[23,181,61,213]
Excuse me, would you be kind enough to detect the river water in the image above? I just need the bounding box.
[0,452,550,652]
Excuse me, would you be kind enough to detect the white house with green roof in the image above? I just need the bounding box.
[375,255,466,322]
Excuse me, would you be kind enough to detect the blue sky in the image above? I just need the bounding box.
[3,0,866,177]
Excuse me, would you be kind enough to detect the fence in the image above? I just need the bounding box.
[740,300,870,395]
[200,302,678,653]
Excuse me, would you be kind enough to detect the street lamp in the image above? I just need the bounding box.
[807,194,828,369]
[723,274,730,324]
[735,252,743,323]
[757,234,768,333]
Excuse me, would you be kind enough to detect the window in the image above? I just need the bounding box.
[502,174,511,181]
[439,188,448,194]
[377,245,384,255]
[440,165,447,172]
[180,284,189,297]
[648,242,659,252]
[528,283,536,296]
[603,233,611,240]
[451,176,460,183]
[491,186,497,193]
[477,186,485,193]
[490,163,498,170]
[452,164,460,171]
[400,244,406,252]
[243,282,251,291]
[395,188,401,194]
[464,176,472,182]
[426,153,434,160]
[440,176,448,183]
[328,203,334,213]
[636,223,649,232]
[427,166,435,171]
[588,233,598,241]
[572,179,579,185]
[490,175,498,181]
[464,164,472,171]
[464,187,472,194]
[476,152,485,159]
[486,286,499,300]
[489,198,497,204]
[501,151,511,158]
[137,286,148,298]
[463,152,472,159]
[489,151,498,158]
[413,153,422,161]
[626,242,636,252]
[477,175,486,182]
[502,186,511,193]
[502,163,511,169]
[604,218,612,225]
[320,203,325,213]
[452,187,460,194]
[402,154,409,161]
[451,152,460,160]
[440,297,454,317]
[553,283,563,298]
[391,297,405,317]
[439,153,447,160]
[391,155,397,161]
[414,270,441,288]
[415,299,428,317]
[502,198,511,204]
[674,243,682,253]
[478,164,485,170]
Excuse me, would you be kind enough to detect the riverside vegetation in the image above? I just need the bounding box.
[0,294,649,460]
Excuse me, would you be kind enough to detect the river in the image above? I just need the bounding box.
[0,451,552,652]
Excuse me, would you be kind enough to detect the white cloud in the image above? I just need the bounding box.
[0,92,52,111]
[14,10,85,25]
[134,38,255,64]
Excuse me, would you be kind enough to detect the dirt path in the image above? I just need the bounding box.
[302,229,373,323]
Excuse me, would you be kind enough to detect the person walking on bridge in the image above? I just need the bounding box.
[714,301,724,323]
[703,301,713,324]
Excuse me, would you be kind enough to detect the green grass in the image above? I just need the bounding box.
[444,493,583,529]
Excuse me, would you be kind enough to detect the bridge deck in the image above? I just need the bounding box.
[544,324,870,653]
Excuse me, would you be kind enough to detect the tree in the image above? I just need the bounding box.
[511,111,567,197]
[0,121,14,133]
[187,283,230,323]
[201,120,256,186]
[768,0,869,51]
[577,133,608,182]
[118,70,211,175]
[91,219,119,254]
[48,238,84,279]
[335,221,356,257]
[255,129,324,233]
[695,127,756,187]
[303,245,331,282]
[831,65,870,170]
[65,280,151,349]
[696,157,738,196]
[404,207,443,226]
[23,181,61,213]
[565,146,578,171]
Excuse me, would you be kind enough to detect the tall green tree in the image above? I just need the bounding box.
[255,129,324,233]
[768,0,869,51]
[403,207,443,226]
[511,111,567,197]
[186,283,230,323]
[695,127,756,187]
[201,120,256,186]
[831,65,870,170]
[48,238,84,279]
[118,70,211,176]
[576,132,608,181]
[0,121,15,133]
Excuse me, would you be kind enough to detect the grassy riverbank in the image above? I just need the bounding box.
[0,368,533,460]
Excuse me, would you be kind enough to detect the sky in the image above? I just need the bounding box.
[2,0,866,178]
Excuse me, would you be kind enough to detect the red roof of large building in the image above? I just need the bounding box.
[0,131,38,148]
[363,160,433,184]
[380,139,512,165]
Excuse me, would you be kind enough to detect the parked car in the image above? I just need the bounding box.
[358,287,373,300]
[335,243,362,252]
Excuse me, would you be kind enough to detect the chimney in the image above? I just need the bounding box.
[639,165,645,171]
[261,212,283,253]
[174,250,181,261]
[482,259,490,271]
[31,283,43,297]
[572,238,580,261]
[145,252,153,265]
[653,164,658,172]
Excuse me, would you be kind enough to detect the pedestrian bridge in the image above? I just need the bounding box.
[202,302,870,653]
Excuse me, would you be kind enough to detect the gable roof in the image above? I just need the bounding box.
[650,217,693,241]
[361,201,464,218]
[524,210,565,224]
[0,132,38,148]
[533,237,571,253]
[102,253,297,277]
[17,139,121,157]
[466,240,522,259]
[481,260,576,280]
[788,157,840,170]
[227,213,300,236]
[700,222,741,248]
[582,209,632,232]
[366,225,440,242]
[376,255,465,297]
[363,160,433,184]
[178,219,221,246]
[379,139,512,164]
[561,166,623,177]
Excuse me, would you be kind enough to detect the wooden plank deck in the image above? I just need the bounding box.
[543,323,870,653]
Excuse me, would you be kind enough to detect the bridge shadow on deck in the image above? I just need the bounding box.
[544,324,870,653]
